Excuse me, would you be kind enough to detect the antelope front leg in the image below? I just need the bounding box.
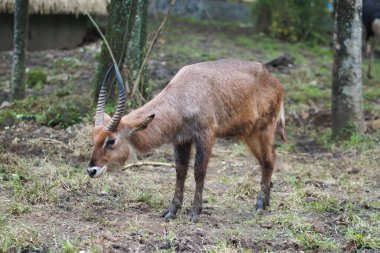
[162,142,191,220]
[190,135,213,223]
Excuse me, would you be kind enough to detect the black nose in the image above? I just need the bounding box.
[87,168,97,177]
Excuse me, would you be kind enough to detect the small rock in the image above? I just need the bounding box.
[0,101,10,109]
[305,180,326,188]
[335,220,349,226]
[47,73,70,82]
[347,168,360,174]
[103,234,118,242]
[312,223,325,233]
[260,222,273,229]
[195,229,204,237]
[11,137,19,145]
[371,119,380,129]
[324,179,337,186]
[304,197,316,203]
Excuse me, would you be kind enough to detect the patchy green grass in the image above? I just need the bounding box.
[344,215,380,251]
[0,221,43,253]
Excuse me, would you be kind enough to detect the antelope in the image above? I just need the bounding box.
[363,0,380,78]
[88,59,285,223]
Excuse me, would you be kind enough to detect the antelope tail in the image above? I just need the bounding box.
[277,100,286,141]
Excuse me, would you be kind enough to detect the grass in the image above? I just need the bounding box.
[295,230,340,251]
[344,215,380,251]
[303,193,339,214]
[129,189,166,210]
[60,239,81,253]
[0,221,43,253]
[248,213,341,252]
[1,136,379,251]
[4,201,31,216]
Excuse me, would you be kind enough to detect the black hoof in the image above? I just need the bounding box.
[255,195,269,213]
[189,210,200,223]
[255,199,265,211]
[255,185,270,212]
[161,209,176,221]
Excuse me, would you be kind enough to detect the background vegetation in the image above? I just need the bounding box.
[253,0,332,43]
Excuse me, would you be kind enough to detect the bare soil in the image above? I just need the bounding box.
[1,118,379,252]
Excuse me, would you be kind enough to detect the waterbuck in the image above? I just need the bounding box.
[88,59,285,223]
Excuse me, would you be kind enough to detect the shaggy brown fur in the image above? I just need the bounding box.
[90,59,285,223]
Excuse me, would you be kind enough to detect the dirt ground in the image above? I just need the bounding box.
[1,120,379,252]
[1,18,380,253]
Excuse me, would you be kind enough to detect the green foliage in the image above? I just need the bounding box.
[0,95,91,129]
[4,201,31,216]
[293,86,329,103]
[303,194,339,214]
[295,230,339,251]
[252,0,332,43]
[266,214,340,251]
[345,216,380,251]
[0,110,18,128]
[55,57,81,69]
[61,239,80,253]
[42,95,91,128]
[129,189,164,209]
[318,128,376,152]
[26,68,47,89]
[0,223,42,253]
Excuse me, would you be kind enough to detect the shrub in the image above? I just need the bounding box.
[252,0,332,43]
[42,95,91,128]
[0,95,92,129]
[26,69,47,89]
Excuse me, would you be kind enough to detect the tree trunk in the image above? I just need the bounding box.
[11,0,29,100]
[332,0,364,139]
[126,0,149,107]
[93,0,137,103]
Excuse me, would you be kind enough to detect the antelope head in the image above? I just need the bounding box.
[87,64,154,178]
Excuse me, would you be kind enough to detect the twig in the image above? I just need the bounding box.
[85,12,118,70]
[203,7,220,30]
[123,161,174,170]
[131,0,177,98]
[122,64,131,94]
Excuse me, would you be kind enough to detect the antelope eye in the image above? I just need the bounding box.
[105,138,116,148]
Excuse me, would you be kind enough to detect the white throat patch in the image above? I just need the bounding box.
[127,143,138,162]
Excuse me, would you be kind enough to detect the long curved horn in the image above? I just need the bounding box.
[95,64,114,126]
[106,64,126,132]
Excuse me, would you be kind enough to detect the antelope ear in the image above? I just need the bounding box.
[127,114,155,137]
[138,114,155,130]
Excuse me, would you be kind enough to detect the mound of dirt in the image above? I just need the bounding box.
[0,122,92,167]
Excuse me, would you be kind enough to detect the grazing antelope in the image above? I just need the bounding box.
[88,59,285,223]
[363,0,380,78]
